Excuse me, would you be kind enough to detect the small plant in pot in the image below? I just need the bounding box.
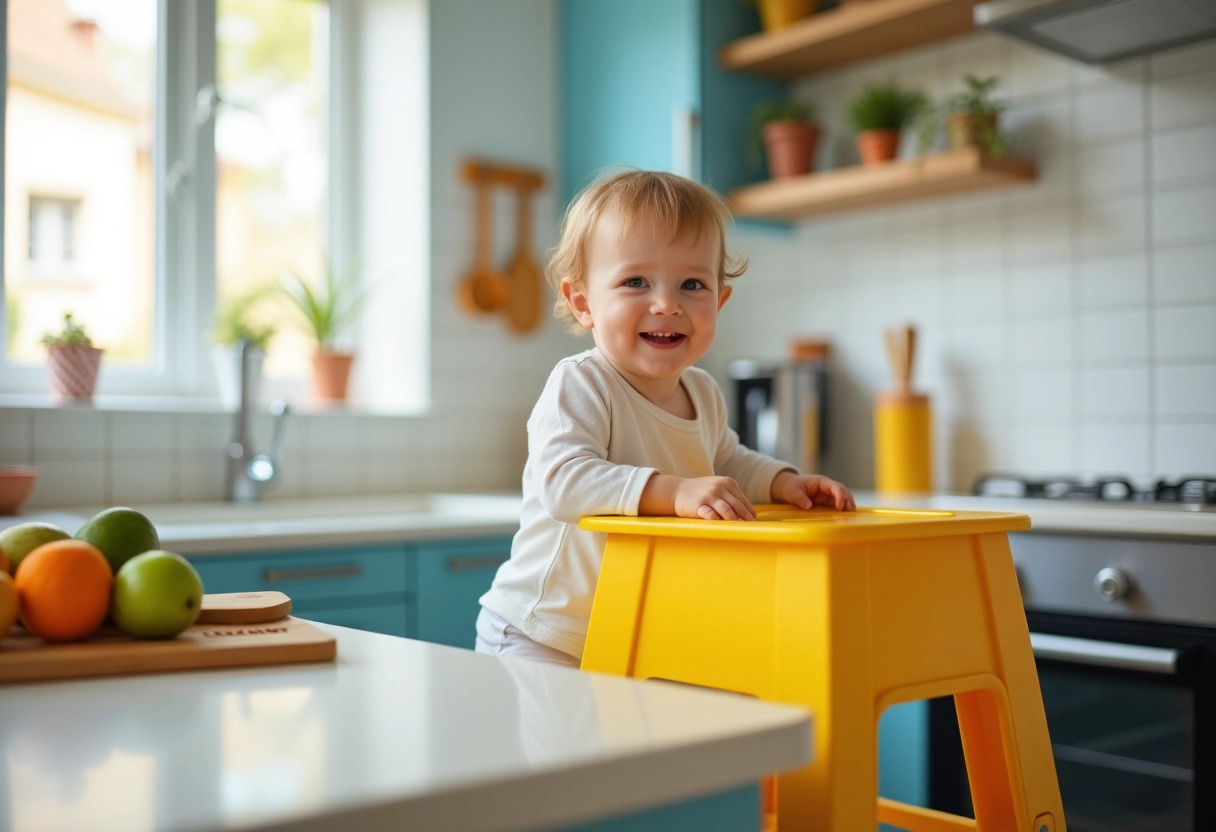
[917,74,1009,157]
[283,258,367,404]
[212,287,278,410]
[847,81,928,166]
[750,99,821,179]
[41,313,103,404]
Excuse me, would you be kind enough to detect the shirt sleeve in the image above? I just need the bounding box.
[701,372,796,504]
[527,360,657,524]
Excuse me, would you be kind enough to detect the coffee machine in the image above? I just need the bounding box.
[728,341,829,473]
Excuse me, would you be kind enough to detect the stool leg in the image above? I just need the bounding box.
[956,687,1020,832]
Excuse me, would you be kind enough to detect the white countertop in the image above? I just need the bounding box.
[856,491,1216,539]
[0,624,811,832]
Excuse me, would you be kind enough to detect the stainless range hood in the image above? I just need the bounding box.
[974,0,1216,64]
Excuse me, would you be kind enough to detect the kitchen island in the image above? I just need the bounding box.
[0,623,812,832]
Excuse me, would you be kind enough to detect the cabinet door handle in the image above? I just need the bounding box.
[263,564,363,583]
[446,556,509,573]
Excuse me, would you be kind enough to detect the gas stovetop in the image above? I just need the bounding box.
[972,475,1216,508]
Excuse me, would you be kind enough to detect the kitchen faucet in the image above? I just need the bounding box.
[226,339,290,503]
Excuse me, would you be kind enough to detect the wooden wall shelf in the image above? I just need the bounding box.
[727,148,1036,220]
[720,0,980,79]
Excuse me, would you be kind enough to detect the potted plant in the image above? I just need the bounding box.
[212,287,278,410]
[283,258,367,403]
[749,99,821,179]
[750,0,817,32]
[917,74,1009,157]
[40,313,102,404]
[847,81,928,166]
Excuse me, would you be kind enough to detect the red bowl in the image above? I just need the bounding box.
[0,466,38,515]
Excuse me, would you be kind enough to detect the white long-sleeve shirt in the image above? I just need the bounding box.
[479,348,794,660]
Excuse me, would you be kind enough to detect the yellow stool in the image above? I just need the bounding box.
[580,506,1065,832]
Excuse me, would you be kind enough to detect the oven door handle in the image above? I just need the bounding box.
[1030,633,1182,675]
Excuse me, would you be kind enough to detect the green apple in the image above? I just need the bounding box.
[0,522,71,575]
[112,550,204,639]
[76,507,160,573]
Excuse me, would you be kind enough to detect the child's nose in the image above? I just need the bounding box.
[650,288,682,314]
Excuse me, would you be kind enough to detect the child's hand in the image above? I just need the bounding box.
[675,476,757,521]
[771,471,856,511]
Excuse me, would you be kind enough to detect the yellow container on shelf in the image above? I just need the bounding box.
[874,390,932,494]
[580,506,1064,832]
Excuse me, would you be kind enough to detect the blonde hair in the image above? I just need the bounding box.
[546,169,747,334]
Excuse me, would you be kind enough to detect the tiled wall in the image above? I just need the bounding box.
[708,32,1216,491]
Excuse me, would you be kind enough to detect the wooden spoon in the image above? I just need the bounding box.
[458,179,509,314]
[505,184,543,333]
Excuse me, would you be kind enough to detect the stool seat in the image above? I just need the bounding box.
[580,506,1065,832]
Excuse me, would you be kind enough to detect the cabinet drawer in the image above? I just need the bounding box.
[414,537,511,649]
[293,600,409,639]
[190,545,410,602]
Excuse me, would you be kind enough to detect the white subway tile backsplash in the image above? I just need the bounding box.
[1080,309,1150,362]
[1076,138,1145,196]
[0,411,33,464]
[1010,262,1073,316]
[1009,316,1073,367]
[110,458,176,506]
[1154,422,1216,478]
[1154,306,1216,359]
[1005,97,1073,155]
[1078,193,1148,257]
[1156,364,1216,418]
[1009,200,1072,264]
[1080,252,1148,308]
[1080,422,1151,480]
[1074,85,1145,142]
[110,414,173,453]
[1149,67,1216,129]
[1153,244,1216,304]
[27,456,108,508]
[33,411,107,456]
[1071,55,1145,90]
[1012,370,1075,420]
[1081,367,1150,418]
[1008,41,1072,99]
[1152,122,1216,186]
[1150,39,1216,80]
[1008,423,1077,474]
[948,271,1005,321]
[1151,184,1216,246]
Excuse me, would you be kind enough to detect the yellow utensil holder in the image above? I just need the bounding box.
[875,391,932,494]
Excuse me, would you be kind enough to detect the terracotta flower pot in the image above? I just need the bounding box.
[948,112,999,152]
[856,128,901,166]
[311,351,355,403]
[46,345,103,404]
[763,121,821,179]
[756,0,817,31]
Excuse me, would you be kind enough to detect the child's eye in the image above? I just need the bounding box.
[681,278,707,291]
[623,277,646,288]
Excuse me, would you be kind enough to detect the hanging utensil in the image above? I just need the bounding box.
[505,184,543,333]
[457,177,509,315]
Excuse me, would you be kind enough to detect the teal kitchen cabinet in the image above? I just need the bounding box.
[189,544,413,638]
[188,536,512,646]
[560,0,788,206]
[412,537,511,649]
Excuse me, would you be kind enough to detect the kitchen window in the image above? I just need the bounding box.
[1,0,346,396]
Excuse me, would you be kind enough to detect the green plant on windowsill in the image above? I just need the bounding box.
[40,313,95,348]
[916,74,1010,158]
[282,258,367,353]
[213,286,278,350]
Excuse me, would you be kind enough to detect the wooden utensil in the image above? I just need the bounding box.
[505,184,543,333]
[457,178,509,314]
[197,591,292,625]
[884,324,917,392]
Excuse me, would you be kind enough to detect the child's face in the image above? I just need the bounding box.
[561,210,731,400]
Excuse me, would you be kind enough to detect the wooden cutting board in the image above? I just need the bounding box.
[0,592,336,685]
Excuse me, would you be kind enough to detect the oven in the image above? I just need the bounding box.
[928,477,1216,832]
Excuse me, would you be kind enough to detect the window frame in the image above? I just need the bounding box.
[0,0,349,403]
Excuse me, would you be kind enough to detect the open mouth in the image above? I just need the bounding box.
[640,332,686,346]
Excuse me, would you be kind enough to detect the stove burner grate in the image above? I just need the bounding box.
[972,475,1216,505]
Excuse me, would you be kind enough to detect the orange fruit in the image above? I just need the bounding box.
[0,572,18,639]
[15,540,113,642]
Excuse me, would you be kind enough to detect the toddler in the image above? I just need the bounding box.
[476,170,855,669]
